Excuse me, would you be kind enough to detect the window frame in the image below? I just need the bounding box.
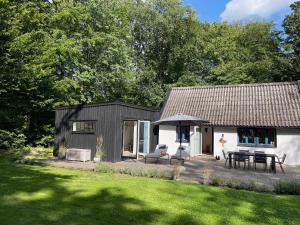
[176,126,190,143]
[237,127,276,148]
[71,120,96,134]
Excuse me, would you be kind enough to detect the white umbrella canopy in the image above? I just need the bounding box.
[152,113,208,126]
[152,113,209,158]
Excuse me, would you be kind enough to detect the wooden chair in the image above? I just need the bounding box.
[274,154,287,173]
[254,151,267,171]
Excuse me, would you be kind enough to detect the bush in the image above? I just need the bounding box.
[35,125,54,147]
[274,180,300,195]
[96,163,116,174]
[210,176,270,192]
[119,167,173,179]
[96,163,174,180]
[0,129,26,150]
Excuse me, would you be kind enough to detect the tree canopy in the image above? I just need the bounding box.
[0,0,298,146]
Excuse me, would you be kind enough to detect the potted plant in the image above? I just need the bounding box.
[94,136,104,162]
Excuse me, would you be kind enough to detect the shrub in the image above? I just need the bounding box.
[96,163,174,180]
[0,129,26,150]
[34,125,54,147]
[274,180,300,195]
[96,162,116,174]
[210,176,270,192]
[117,166,173,179]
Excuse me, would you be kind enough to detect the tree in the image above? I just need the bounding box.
[283,1,300,79]
[199,22,289,84]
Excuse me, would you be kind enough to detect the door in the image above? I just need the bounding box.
[193,127,202,156]
[138,121,150,155]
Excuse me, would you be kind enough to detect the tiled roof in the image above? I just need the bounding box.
[161,81,300,128]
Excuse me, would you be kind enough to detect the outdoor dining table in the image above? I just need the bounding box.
[227,151,277,173]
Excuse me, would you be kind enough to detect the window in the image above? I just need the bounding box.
[72,121,95,133]
[176,126,190,143]
[238,128,276,147]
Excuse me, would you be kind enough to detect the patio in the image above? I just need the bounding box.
[42,156,300,191]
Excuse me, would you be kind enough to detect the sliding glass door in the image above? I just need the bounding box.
[122,120,150,158]
[138,121,150,155]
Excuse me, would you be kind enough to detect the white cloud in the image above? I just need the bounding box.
[220,0,298,22]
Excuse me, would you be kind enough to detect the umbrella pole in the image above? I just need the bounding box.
[179,121,182,159]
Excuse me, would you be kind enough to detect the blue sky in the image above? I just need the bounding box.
[182,0,298,29]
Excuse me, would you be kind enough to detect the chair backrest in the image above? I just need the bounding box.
[254,150,265,154]
[254,151,266,160]
[175,146,190,159]
[239,150,249,153]
[154,144,168,155]
[281,153,287,163]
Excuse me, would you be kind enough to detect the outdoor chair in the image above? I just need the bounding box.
[170,146,190,165]
[222,149,229,167]
[144,144,168,164]
[254,151,267,171]
[273,153,287,173]
[233,150,250,169]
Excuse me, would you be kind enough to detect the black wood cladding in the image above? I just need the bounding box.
[54,102,160,162]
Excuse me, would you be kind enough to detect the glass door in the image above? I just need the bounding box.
[138,121,150,155]
[193,126,202,156]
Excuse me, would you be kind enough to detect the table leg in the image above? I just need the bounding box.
[229,153,232,168]
[271,156,276,174]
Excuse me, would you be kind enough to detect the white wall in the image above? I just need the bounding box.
[158,125,194,156]
[214,127,300,165]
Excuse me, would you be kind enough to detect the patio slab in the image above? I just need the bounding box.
[180,158,300,189]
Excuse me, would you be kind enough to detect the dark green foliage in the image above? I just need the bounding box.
[283,1,300,80]
[0,130,26,150]
[0,0,298,147]
[274,180,300,195]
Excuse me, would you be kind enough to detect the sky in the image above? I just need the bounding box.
[182,0,299,29]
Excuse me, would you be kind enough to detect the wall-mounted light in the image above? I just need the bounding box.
[205,128,208,133]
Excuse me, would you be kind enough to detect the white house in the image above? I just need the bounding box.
[158,81,300,165]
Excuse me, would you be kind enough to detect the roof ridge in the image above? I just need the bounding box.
[56,101,160,112]
[171,81,297,90]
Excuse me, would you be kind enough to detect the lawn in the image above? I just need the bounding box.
[0,160,299,225]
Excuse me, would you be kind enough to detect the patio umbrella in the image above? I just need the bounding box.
[152,113,208,158]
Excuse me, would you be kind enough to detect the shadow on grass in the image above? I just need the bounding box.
[0,161,162,225]
[159,181,300,225]
[0,160,299,225]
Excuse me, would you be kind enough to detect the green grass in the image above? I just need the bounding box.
[0,160,299,225]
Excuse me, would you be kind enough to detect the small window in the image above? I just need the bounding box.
[237,128,276,147]
[72,121,95,133]
[176,126,190,143]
